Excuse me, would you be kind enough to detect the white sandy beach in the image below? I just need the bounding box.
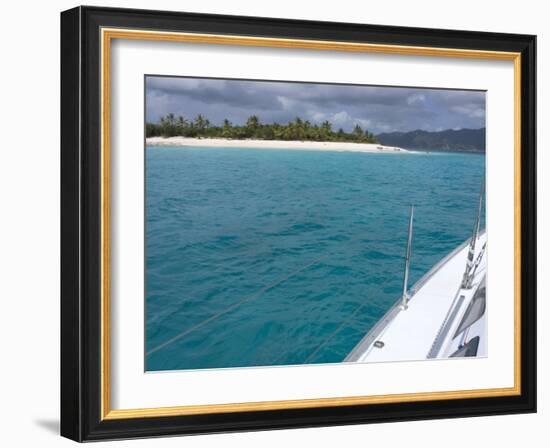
[146,137,408,153]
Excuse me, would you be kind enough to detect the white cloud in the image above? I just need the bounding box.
[146,76,486,133]
[407,93,426,105]
[451,105,485,118]
[330,111,351,124]
[310,111,327,122]
[277,96,296,110]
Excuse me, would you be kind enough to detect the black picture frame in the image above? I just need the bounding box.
[61,5,536,442]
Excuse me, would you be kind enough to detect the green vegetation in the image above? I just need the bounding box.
[146,113,378,143]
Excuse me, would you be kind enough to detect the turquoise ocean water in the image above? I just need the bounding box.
[145,146,485,371]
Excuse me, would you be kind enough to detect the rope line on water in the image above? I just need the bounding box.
[303,301,369,363]
[146,254,328,357]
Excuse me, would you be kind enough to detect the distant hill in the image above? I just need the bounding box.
[376,128,485,153]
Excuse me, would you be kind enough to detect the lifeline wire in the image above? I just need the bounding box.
[303,300,369,363]
[147,205,418,359]
[146,254,328,357]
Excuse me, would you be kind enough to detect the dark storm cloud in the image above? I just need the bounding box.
[145,76,486,134]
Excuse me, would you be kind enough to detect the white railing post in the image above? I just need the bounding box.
[461,182,484,289]
[400,204,414,310]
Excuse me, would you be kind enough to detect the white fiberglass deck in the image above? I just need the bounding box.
[346,231,486,363]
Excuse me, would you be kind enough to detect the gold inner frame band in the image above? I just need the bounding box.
[100,27,522,421]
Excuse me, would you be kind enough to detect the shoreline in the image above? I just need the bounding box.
[146,137,409,153]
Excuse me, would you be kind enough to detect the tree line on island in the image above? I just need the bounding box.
[146,113,379,143]
[146,113,486,152]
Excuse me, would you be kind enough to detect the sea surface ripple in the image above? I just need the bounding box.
[145,146,485,371]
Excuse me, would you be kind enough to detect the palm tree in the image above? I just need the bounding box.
[222,119,233,138]
[194,114,206,130]
[177,116,188,134]
[352,124,364,140]
[320,120,333,140]
[246,115,260,130]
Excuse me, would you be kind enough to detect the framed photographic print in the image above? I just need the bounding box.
[60,6,536,442]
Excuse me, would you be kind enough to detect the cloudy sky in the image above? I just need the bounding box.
[145,76,485,134]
